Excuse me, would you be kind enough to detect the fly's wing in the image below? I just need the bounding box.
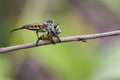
[38,28,46,32]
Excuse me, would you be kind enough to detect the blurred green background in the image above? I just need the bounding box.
[1,0,120,80]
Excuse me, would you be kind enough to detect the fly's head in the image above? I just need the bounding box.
[48,22,61,36]
[54,23,61,35]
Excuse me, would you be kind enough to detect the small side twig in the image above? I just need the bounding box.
[0,30,120,53]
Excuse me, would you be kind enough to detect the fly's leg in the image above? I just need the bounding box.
[51,38,56,44]
[38,29,46,32]
[47,32,56,44]
[50,31,61,43]
[35,35,55,46]
[35,35,43,46]
[36,29,47,46]
[36,38,39,46]
[55,36,61,42]
[36,31,39,39]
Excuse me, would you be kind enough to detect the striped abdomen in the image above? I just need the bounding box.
[23,23,46,31]
[39,34,53,40]
[10,23,46,32]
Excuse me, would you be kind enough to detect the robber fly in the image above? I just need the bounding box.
[10,20,58,39]
[36,24,61,45]
[10,20,62,46]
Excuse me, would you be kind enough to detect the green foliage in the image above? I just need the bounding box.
[0,0,120,80]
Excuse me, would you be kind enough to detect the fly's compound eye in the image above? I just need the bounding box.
[55,26,61,34]
[54,23,59,28]
[54,25,57,28]
[57,29,61,34]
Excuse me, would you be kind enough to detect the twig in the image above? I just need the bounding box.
[0,30,120,53]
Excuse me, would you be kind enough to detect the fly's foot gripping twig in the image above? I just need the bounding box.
[77,37,87,42]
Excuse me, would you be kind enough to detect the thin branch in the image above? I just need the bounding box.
[0,30,120,53]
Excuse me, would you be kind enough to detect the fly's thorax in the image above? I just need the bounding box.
[43,20,61,35]
[44,20,55,32]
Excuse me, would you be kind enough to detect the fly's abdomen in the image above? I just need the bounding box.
[23,24,45,31]
[10,27,25,33]
[10,23,46,33]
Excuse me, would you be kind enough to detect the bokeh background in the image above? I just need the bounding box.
[1,0,120,80]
